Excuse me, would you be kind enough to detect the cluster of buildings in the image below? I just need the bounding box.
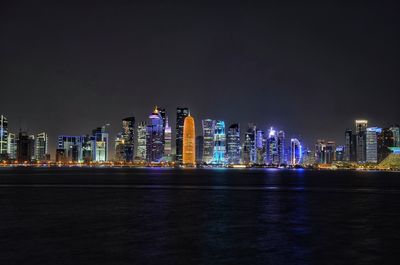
[0,115,49,163]
[1,111,399,169]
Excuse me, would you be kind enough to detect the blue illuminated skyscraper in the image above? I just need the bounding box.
[0,115,8,159]
[290,138,302,165]
[226,123,240,164]
[146,107,164,162]
[266,127,279,165]
[366,127,381,163]
[211,120,226,165]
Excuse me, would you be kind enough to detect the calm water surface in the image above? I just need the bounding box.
[0,168,399,265]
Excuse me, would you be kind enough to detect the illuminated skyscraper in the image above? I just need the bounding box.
[378,128,395,162]
[57,135,83,162]
[146,107,164,162]
[0,115,8,159]
[202,119,215,164]
[366,127,381,163]
[35,132,48,162]
[183,114,196,166]
[137,121,147,160]
[114,133,125,162]
[243,124,256,164]
[315,140,335,164]
[227,123,241,164]
[266,127,279,165]
[256,129,266,164]
[290,138,302,165]
[92,126,109,162]
[121,117,135,162]
[211,120,226,165]
[335,146,345,162]
[344,129,357,162]
[7,132,17,160]
[164,116,172,156]
[355,120,368,163]
[176,107,189,163]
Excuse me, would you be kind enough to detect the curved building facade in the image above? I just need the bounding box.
[290,138,302,165]
[183,115,196,166]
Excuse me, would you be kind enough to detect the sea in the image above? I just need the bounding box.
[0,167,399,265]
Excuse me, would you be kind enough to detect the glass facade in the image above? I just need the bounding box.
[183,115,196,165]
[35,132,48,162]
[211,120,226,165]
[176,107,189,163]
[202,119,215,164]
[227,123,241,164]
[137,121,147,160]
[0,115,8,157]
[290,138,302,165]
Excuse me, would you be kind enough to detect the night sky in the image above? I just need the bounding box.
[1,1,400,156]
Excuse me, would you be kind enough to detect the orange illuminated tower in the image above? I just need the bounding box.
[183,114,196,166]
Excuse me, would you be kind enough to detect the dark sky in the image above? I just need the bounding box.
[1,1,400,156]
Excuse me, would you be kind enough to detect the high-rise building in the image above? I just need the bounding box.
[146,107,164,162]
[121,117,135,162]
[277,130,286,165]
[176,107,189,163]
[17,132,35,163]
[344,129,357,162]
[58,135,83,162]
[266,127,279,165]
[183,114,196,166]
[256,129,265,164]
[290,138,302,165]
[378,128,395,162]
[137,121,147,160]
[7,132,17,160]
[35,132,48,162]
[366,127,381,163]
[0,115,8,159]
[92,126,109,162]
[81,135,93,163]
[195,136,204,163]
[243,124,256,164]
[315,140,335,164]
[202,119,215,164]
[335,146,345,162]
[355,120,368,163]
[211,120,226,165]
[164,116,172,156]
[227,123,241,164]
[114,133,125,162]
[390,125,400,147]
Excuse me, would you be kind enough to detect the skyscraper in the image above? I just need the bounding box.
[344,129,356,162]
[114,133,125,162]
[227,123,241,164]
[58,135,83,162]
[315,140,335,164]
[378,128,395,162]
[202,119,215,164]
[366,127,381,163]
[243,124,256,164]
[266,127,279,165]
[290,138,302,165]
[277,130,286,165]
[164,116,172,156]
[390,125,400,147]
[183,114,196,166]
[211,120,226,165]
[355,120,368,163]
[121,117,135,162]
[17,132,35,163]
[335,146,345,162]
[35,132,48,162]
[0,115,8,159]
[195,135,204,163]
[92,126,109,162]
[137,121,147,160]
[7,132,17,160]
[256,129,265,164]
[176,107,189,163]
[146,107,164,162]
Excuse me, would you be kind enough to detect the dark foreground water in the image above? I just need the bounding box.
[0,168,400,265]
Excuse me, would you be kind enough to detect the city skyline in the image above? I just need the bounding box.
[1,2,400,159]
